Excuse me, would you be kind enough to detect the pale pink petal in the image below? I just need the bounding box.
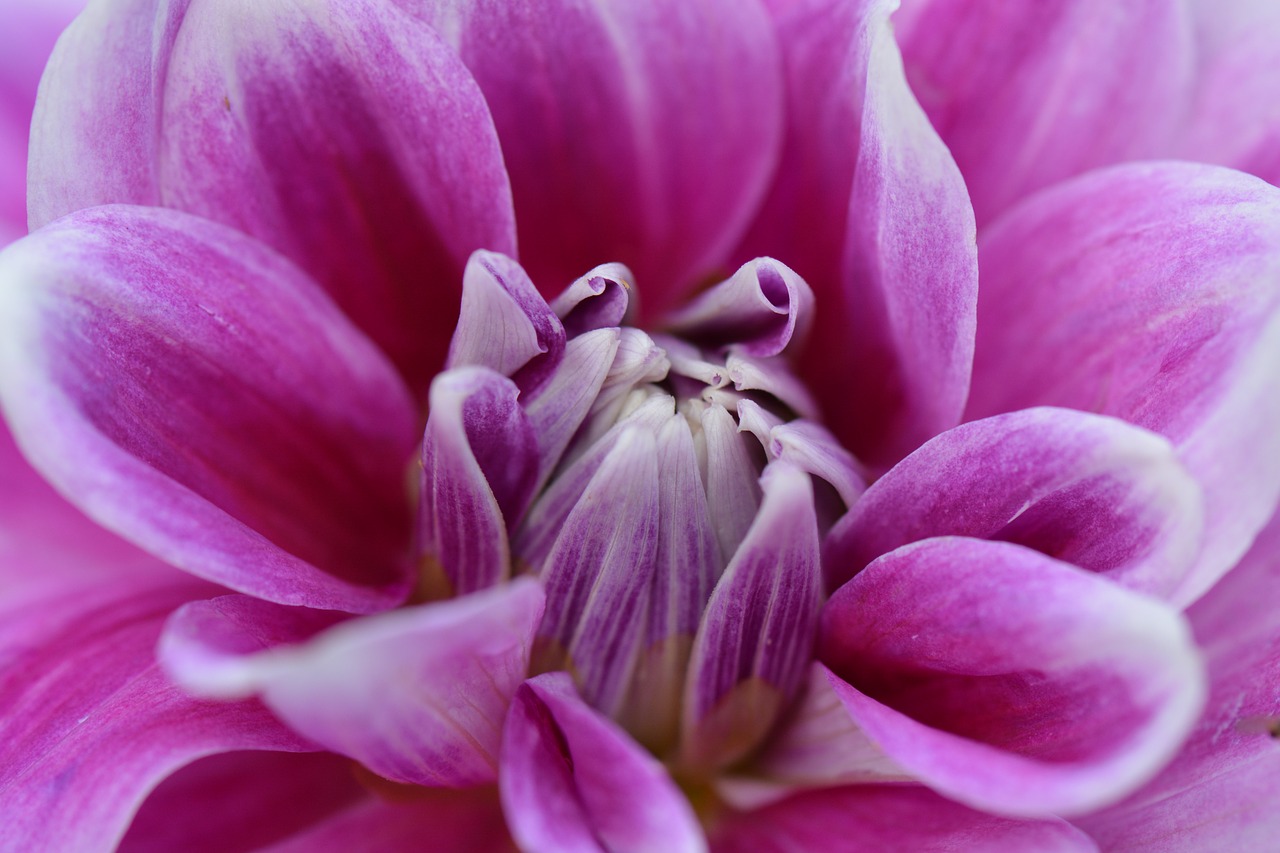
[159,579,545,788]
[30,0,515,388]
[747,0,977,470]
[500,673,705,853]
[0,206,420,612]
[711,784,1097,853]
[665,258,813,359]
[410,0,783,315]
[825,407,1204,602]
[1076,511,1280,850]
[896,0,1193,226]
[820,537,1206,817]
[969,162,1280,604]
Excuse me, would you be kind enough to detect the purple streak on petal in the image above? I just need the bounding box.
[710,784,1097,853]
[33,0,517,391]
[700,404,763,567]
[447,251,565,397]
[825,407,1204,601]
[683,462,822,771]
[969,162,1280,605]
[536,427,660,717]
[897,0,1194,226]
[0,206,418,613]
[419,367,538,595]
[745,0,978,471]
[821,537,1206,817]
[665,259,813,359]
[501,673,706,853]
[414,0,783,319]
[160,579,545,788]
[552,263,637,338]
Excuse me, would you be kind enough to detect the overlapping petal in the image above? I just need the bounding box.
[969,162,1280,604]
[820,537,1206,817]
[0,206,419,612]
[30,0,516,389]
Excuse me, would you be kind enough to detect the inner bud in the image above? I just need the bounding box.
[416,251,863,772]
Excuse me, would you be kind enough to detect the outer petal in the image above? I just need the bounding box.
[711,784,1097,853]
[747,0,977,469]
[30,0,516,388]
[0,571,316,852]
[1076,512,1280,850]
[159,579,545,788]
[824,408,1205,601]
[968,162,1280,604]
[896,0,1194,225]
[411,0,783,315]
[500,673,705,853]
[820,537,1206,817]
[0,206,420,613]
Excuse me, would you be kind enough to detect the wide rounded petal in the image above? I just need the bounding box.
[410,0,783,315]
[746,0,978,470]
[824,407,1205,602]
[969,162,1280,604]
[711,784,1097,853]
[30,0,516,389]
[0,206,420,613]
[820,537,1206,817]
[160,579,545,788]
[896,0,1194,226]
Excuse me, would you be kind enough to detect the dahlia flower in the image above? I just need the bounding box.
[2,0,1280,851]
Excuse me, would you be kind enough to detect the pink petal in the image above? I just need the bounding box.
[0,571,315,851]
[30,0,515,389]
[0,206,419,613]
[820,537,1206,817]
[825,407,1205,602]
[969,162,1280,605]
[500,672,705,853]
[411,0,783,316]
[160,579,544,788]
[747,0,978,470]
[897,0,1193,226]
[1076,511,1280,850]
[711,784,1097,853]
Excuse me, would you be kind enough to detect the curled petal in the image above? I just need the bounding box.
[551,263,637,337]
[665,258,813,358]
[0,206,418,612]
[820,537,1206,817]
[159,579,545,787]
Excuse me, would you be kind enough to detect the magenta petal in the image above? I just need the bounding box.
[0,206,419,613]
[711,784,1097,853]
[821,537,1206,817]
[419,367,538,596]
[501,672,705,853]
[32,0,516,388]
[825,407,1204,601]
[897,0,1193,225]
[413,0,782,315]
[160,579,545,787]
[969,162,1280,604]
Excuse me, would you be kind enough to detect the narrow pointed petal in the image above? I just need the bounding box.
[897,0,1194,225]
[665,259,813,358]
[969,162,1280,604]
[160,579,545,787]
[683,463,823,770]
[31,0,516,388]
[418,367,538,596]
[821,537,1206,817]
[536,427,660,717]
[746,0,978,470]
[711,784,1097,853]
[726,353,821,421]
[768,420,866,509]
[825,408,1204,600]
[552,263,636,337]
[411,0,782,316]
[501,673,706,853]
[701,404,763,567]
[0,206,418,612]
